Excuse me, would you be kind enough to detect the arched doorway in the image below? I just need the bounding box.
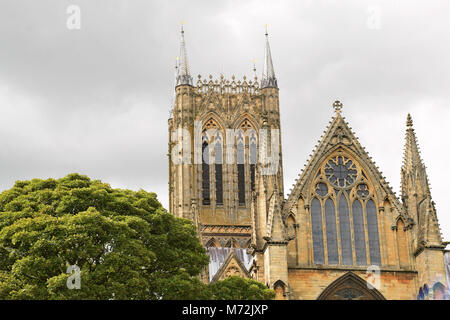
[273,280,287,300]
[317,272,386,300]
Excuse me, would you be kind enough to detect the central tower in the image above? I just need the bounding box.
[168,26,284,265]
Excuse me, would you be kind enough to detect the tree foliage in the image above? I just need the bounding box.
[210,276,275,300]
[0,173,209,299]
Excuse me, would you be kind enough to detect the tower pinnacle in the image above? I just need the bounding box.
[401,113,444,247]
[176,24,193,86]
[402,113,424,170]
[261,25,277,89]
[407,113,413,127]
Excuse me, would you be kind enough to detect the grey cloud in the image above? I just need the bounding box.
[0,0,449,239]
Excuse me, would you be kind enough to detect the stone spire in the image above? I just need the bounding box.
[401,113,443,247]
[176,25,193,86]
[261,26,277,89]
[402,114,425,172]
[401,114,431,201]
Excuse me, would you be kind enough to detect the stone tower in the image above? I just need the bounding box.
[168,26,284,273]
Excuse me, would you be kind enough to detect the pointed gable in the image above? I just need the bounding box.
[207,247,253,282]
[284,101,405,218]
[210,249,252,282]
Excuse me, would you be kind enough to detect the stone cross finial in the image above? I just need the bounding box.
[333,100,343,114]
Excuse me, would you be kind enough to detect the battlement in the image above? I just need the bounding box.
[194,74,260,96]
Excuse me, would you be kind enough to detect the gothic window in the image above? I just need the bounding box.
[325,198,338,265]
[418,288,425,300]
[311,154,381,267]
[250,134,257,192]
[325,156,357,188]
[273,280,287,300]
[317,272,386,300]
[339,193,353,265]
[311,198,325,264]
[352,200,367,265]
[432,282,446,300]
[202,140,210,205]
[366,199,381,265]
[214,133,223,205]
[237,134,245,205]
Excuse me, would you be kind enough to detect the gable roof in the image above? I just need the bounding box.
[284,103,406,219]
[210,248,252,282]
[207,247,253,282]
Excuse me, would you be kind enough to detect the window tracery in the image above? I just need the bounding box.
[311,153,381,266]
[325,156,357,188]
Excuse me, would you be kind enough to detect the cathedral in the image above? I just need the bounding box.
[168,27,450,300]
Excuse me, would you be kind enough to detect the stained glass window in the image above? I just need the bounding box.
[237,138,245,205]
[311,198,324,264]
[214,136,223,205]
[250,138,257,192]
[311,156,382,268]
[339,194,353,265]
[202,141,210,205]
[352,200,367,265]
[325,198,338,265]
[366,199,381,265]
[325,156,357,188]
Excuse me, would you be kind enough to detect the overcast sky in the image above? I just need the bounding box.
[0,0,449,239]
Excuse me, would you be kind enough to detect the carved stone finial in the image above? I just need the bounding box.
[333,100,343,114]
[407,113,413,128]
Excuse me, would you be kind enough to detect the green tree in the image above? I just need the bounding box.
[209,276,275,300]
[0,173,209,299]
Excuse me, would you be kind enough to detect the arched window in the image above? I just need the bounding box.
[311,198,324,264]
[339,193,353,265]
[249,133,257,192]
[311,154,381,267]
[237,132,245,205]
[432,282,446,300]
[214,133,223,205]
[202,139,210,205]
[352,200,367,266]
[325,198,338,265]
[366,199,381,265]
[417,287,425,300]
